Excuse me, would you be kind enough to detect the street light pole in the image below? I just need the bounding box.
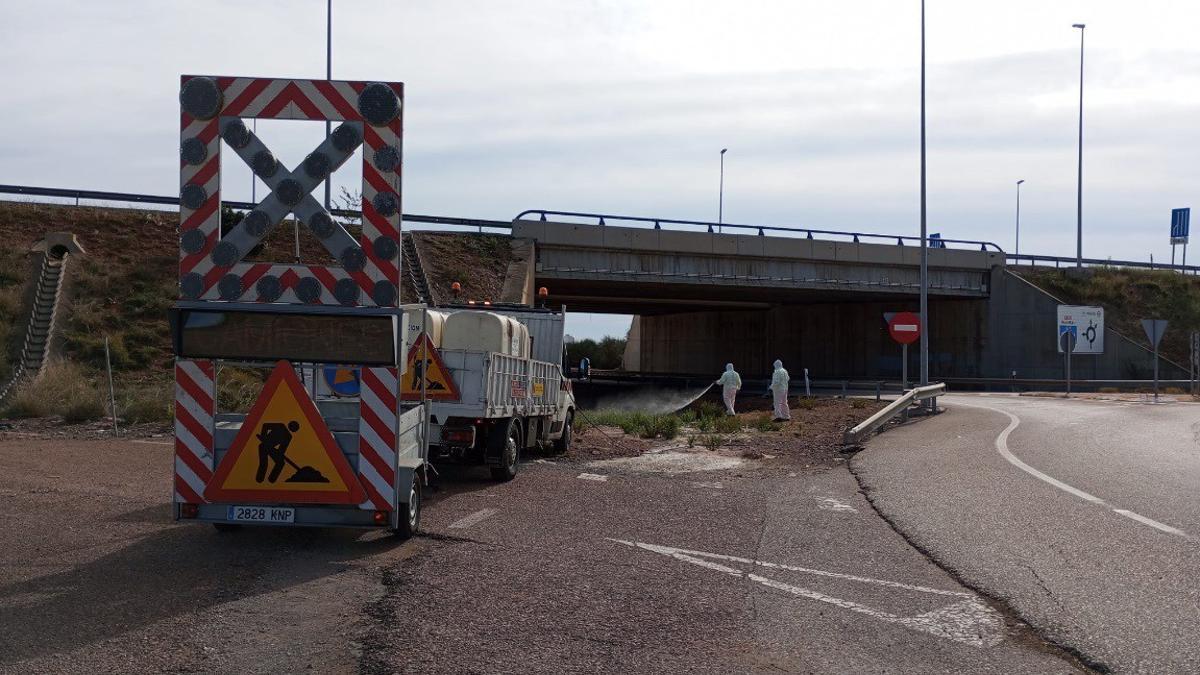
[324,0,333,211]
[919,0,929,388]
[1015,179,1024,257]
[1073,23,1085,267]
[718,148,728,232]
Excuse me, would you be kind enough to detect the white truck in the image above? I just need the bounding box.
[409,306,576,480]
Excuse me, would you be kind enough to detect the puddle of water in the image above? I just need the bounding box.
[589,451,744,474]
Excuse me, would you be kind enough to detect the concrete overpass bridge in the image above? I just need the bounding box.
[508,210,1178,382]
[513,212,1000,315]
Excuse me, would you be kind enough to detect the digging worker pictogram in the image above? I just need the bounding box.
[256,421,300,484]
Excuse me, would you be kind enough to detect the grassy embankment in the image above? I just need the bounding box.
[0,201,518,423]
[1017,267,1200,369]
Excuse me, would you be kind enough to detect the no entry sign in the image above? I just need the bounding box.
[888,312,921,345]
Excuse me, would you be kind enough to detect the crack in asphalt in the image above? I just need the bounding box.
[1021,563,1069,616]
[848,456,1109,675]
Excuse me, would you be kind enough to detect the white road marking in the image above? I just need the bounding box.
[131,439,172,446]
[815,496,858,513]
[610,539,1002,647]
[691,481,723,489]
[956,400,1192,540]
[577,473,608,482]
[1113,510,1188,537]
[448,508,498,530]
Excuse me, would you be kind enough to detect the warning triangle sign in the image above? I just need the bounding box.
[204,361,366,505]
[401,334,461,401]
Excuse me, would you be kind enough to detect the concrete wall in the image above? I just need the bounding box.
[629,269,1187,381]
[634,298,986,379]
[983,269,1186,380]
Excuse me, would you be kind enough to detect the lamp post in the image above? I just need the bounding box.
[324,0,333,211]
[1073,23,1085,267]
[718,148,728,232]
[919,0,929,388]
[1015,179,1024,258]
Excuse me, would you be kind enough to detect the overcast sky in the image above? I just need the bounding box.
[3,1,1198,339]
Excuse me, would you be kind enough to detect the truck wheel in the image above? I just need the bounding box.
[394,474,422,539]
[553,411,574,453]
[489,418,521,481]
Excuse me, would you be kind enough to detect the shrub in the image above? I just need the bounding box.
[640,414,680,440]
[751,414,780,433]
[63,332,130,370]
[797,397,818,411]
[218,366,267,413]
[4,361,105,422]
[120,381,173,424]
[850,398,868,409]
[691,400,724,420]
[1097,387,1120,394]
[712,415,742,434]
[698,434,722,452]
[1164,386,1186,395]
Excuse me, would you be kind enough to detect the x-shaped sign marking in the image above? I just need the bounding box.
[204,117,367,272]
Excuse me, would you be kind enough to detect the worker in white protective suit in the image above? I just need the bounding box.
[715,363,742,415]
[770,359,791,421]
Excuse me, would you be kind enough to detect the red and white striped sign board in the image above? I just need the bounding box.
[177,75,402,307]
[887,312,922,345]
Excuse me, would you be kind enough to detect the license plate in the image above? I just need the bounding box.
[226,505,295,523]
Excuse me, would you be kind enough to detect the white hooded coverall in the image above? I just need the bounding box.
[770,360,791,420]
[716,363,742,415]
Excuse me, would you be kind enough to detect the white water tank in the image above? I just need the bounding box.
[405,310,448,347]
[443,311,529,357]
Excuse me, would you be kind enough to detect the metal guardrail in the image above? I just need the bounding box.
[513,209,1005,252]
[1006,252,1200,274]
[0,184,512,233]
[843,382,945,445]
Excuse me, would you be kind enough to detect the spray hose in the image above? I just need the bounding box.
[571,381,717,455]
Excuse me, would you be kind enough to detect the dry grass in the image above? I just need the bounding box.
[119,379,173,424]
[3,360,106,422]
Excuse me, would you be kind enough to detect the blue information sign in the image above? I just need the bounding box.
[1171,208,1190,244]
[322,367,361,397]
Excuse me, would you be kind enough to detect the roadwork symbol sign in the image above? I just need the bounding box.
[400,334,460,401]
[204,361,365,504]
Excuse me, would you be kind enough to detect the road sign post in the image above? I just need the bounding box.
[886,312,921,392]
[1059,330,1076,397]
[1171,208,1190,272]
[1142,319,1168,402]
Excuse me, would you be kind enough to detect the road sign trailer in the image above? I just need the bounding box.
[170,75,429,535]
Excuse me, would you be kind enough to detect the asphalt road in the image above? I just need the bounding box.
[854,393,1200,674]
[0,433,1079,673]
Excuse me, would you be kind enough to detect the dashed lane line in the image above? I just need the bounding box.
[448,508,499,530]
[577,473,608,482]
[956,400,1192,540]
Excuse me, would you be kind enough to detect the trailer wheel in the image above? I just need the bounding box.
[553,411,574,453]
[394,474,422,539]
[489,418,521,481]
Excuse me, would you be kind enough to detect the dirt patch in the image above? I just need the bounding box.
[0,415,169,440]
[559,397,885,475]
